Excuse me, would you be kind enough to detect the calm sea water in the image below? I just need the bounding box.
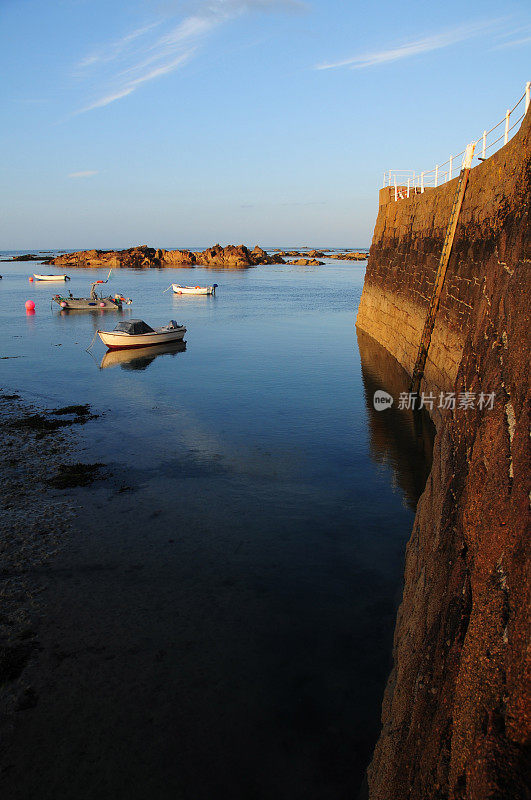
[0,253,433,800]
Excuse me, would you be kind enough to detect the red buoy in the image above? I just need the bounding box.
[25,300,35,311]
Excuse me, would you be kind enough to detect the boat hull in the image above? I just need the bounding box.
[34,274,70,281]
[172,284,215,295]
[98,327,186,350]
[53,296,125,310]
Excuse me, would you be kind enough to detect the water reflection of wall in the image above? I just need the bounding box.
[357,329,435,510]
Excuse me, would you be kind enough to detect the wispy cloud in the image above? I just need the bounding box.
[495,34,531,48]
[492,23,531,49]
[68,170,99,179]
[82,52,194,111]
[315,19,502,71]
[75,0,305,113]
[76,22,163,70]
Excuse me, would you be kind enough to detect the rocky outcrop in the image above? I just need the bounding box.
[287,258,325,266]
[0,254,48,262]
[327,251,368,261]
[46,244,285,270]
[273,250,368,261]
[192,243,283,268]
[359,110,530,799]
[276,249,326,258]
[161,248,195,266]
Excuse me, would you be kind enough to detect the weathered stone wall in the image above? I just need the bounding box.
[357,110,530,401]
[359,109,530,799]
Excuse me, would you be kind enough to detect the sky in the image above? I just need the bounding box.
[1,0,530,249]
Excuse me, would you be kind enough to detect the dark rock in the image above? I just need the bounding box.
[287,258,325,266]
[49,463,103,489]
[51,404,91,417]
[15,687,38,711]
[0,644,33,684]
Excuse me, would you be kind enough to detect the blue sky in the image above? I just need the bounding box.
[1,0,529,248]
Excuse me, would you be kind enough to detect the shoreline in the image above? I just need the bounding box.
[0,392,101,729]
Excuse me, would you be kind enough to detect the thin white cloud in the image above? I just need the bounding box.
[81,87,136,112]
[76,22,163,70]
[75,0,305,113]
[315,19,503,71]
[80,51,195,111]
[499,35,531,47]
[492,29,531,49]
[68,170,99,179]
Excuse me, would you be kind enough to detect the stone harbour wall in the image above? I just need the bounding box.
[357,109,530,401]
[358,109,530,799]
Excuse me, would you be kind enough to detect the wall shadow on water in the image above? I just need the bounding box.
[355,328,435,800]
[357,328,435,510]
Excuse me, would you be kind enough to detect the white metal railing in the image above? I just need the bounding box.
[383,81,530,201]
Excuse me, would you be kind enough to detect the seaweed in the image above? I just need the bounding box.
[49,463,103,489]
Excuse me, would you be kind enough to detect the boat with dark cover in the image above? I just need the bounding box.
[98,319,186,350]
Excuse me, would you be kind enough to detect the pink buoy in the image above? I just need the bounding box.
[100,302,105,307]
[60,301,67,308]
[29,276,34,282]
[25,300,35,311]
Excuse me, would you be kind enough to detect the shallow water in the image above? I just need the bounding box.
[0,254,434,799]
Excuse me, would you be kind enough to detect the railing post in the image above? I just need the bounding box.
[421,172,424,193]
[383,172,386,188]
[504,109,510,144]
[435,164,439,187]
[388,169,392,186]
[526,81,530,114]
[407,178,410,198]
[482,130,486,159]
[394,176,398,202]
[449,156,452,180]
[463,142,476,169]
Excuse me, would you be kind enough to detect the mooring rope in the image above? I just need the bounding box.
[85,330,99,352]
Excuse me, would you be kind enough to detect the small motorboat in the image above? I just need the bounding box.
[171,283,217,295]
[98,319,186,350]
[34,273,70,281]
[53,278,132,310]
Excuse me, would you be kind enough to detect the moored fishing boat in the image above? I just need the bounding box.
[171,283,217,295]
[53,278,131,310]
[97,319,186,350]
[34,273,70,281]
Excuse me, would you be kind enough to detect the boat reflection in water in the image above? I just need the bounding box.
[59,307,130,318]
[357,328,435,510]
[100,340,186,371]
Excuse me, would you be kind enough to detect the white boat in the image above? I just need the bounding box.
[171,283,217,295]
[97,319,186,350]
[34,273,70,281]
